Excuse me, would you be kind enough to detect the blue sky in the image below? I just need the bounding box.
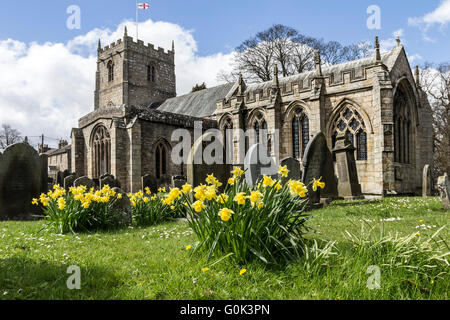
[0,0,448,61]
[0,0,449,145]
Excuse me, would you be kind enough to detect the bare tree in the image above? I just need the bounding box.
[219,24,372,84]
[0,124,22,149]
[420,63,450,177]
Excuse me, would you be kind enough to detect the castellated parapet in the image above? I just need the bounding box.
[94,30,176,110]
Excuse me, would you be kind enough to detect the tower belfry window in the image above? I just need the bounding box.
[107,61,114,82]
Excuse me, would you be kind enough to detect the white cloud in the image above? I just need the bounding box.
[0,19,234,147]
[408,0,450,40]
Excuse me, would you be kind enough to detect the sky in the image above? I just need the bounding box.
[0,0,449,148]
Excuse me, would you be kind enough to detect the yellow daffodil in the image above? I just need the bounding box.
[257,202,264,210]
[263,175,274,187]
[31,198,38,206]
[312,178,326,192]
[192,200,205,213]
[240,269,247,276]
[182,183,192,194]
[145,187,151,195]
[234,192,246,205]
[217,194,229,204]
[278,165,289,178]
[232,166,245,178]
[289,180,308,198]
[218,208,234,222]
[228,177,235,185]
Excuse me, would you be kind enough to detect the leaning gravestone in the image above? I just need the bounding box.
[244,143,278,187]
[64,174,77,190]
[280,157,302,181]
[437,173,450,211]
[142,173,157,193]
[100,174,117,189]
[332,132,362,200]
[302,132,339,204]
[0,143,42,220]
[187,132,232,189]
[172,176,187,189]
[56,170,70,187]
[422,164,432,197]
[74,176,96,189]
[111,187,132,226]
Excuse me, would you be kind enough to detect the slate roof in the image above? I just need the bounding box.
[156,47,403,117]
[44,144,71,156]
[245,47,402,93]
[157,83,234,118]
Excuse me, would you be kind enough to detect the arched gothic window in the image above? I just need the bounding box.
[331,105,368,161]
[147,65,151,81]
[155,142,168,179]
[92,126,111,178]
[253,113,267,145]
[107,61,114,82]
[394,90,412,164]
[152,66,156,82]
[291,108,309,159]
[222,117,233,152]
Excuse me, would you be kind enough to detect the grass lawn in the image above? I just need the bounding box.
[0,197,448,300]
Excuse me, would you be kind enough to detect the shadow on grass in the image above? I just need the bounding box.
[330,199,384,207]
[0,257,123,300]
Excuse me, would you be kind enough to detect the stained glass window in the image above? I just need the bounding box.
[292,109,309,159]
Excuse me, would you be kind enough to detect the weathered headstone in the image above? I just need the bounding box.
[187,132,231,188]
[244,143,278,187]
[111,187,132,226]
[0,143,42,220]
[64,174,77,190]
[40,154,49,194]
[100,174,117,189]
[56,170,70,187]
[74,176,96,189]
[302,132,339,204]
[437,173,450,211]
[332,133,362,200]
[422,164,432,197]
[280,157,302,180]
[142,173,157,193]
[172,175,187,189]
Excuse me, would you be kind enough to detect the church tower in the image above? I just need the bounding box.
[94,27,176,109]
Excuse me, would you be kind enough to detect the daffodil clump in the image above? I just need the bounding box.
[32,184,124,234]
[182,166,325,265]
[128,186,187,226]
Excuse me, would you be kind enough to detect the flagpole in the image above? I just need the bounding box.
[136,0,139,39]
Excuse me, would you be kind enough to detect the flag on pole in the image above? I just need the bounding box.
[138,3,150,10]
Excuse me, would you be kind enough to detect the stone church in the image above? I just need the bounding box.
[70,28,433,196]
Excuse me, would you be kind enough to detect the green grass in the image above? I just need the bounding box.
[0,197,448,300]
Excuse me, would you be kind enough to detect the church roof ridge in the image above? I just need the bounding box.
[244,48,401,93]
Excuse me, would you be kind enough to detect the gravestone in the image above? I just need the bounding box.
[244,143,278,187]
[40,154,49,194]
[302,132,339,204]
[64,174,77,190]
[437,173,449,211]
[187,132,231,188]
[74,176,96,189]
[100,174,117,189]
[332,133,362,200]
[172,176,187,189]
[280,157,302,181]
[422,164,432,197]
[111,187,132,226]
[142,174,157,193]
[0,143,42,220]
[56,170,70,187]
